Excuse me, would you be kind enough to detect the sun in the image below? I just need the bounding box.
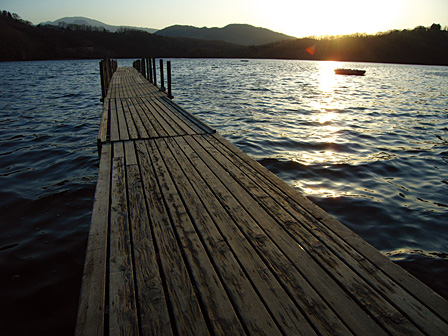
[254,0,402,38]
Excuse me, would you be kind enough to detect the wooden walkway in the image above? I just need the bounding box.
[76,67,448,335]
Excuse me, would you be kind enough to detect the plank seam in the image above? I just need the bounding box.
[161,137,259,336]
[146,139,216,336]
[203,134,446,334]
[182,135,350,335]
[134,140,182,336]
[197,135,425,334]
[104,144,112,336]
[208,134,448,325]
[123,141,144,336]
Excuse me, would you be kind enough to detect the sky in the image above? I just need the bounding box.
[3,0,448,38]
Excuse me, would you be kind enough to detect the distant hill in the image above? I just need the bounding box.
[155,24,294,46]
[1,10,447,65]
[40,16,158,34]
[0,11,244,61]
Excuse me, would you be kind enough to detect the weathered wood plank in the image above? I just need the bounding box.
[109,98,119,142]
[168,136,318,335]
[153,137,251,335]
[109,142,139,335]
[161,96,216,135]
[210,133,448,323]
[139,97,184,137]
[79,66,448,336]
[135,97,169,138]
[204,135,447,335]
[192,138,428,334]
[187,135,397,335]
[98,98,109,145]
[178,135,357,335]
[75,143,111,336]
[116,98,129,141]
[151,98,199,135]
[122,99,139,139]
[124,141,173,335]
[136,139,209,335]
[125,98,149,139]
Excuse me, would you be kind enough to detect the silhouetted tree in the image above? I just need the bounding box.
[430,23,441,31]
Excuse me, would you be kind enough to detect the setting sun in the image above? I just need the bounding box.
[255,0,403,37]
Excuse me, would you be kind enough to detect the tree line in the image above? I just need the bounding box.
[1,9,447,65]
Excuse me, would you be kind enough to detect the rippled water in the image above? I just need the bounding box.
[0,59,447,335]
[0,60,101,335]
[166,58,448,298]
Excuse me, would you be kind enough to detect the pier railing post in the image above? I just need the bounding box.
[152,58,157,87]
[100,57,117,102]
[160,59,165,92]
[141,58,146,78]
[146,57,153,83]
[167,61,173,99]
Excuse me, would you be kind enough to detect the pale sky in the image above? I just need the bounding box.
[3,0,448,38]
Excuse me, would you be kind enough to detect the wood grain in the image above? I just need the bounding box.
[77,66,448,336]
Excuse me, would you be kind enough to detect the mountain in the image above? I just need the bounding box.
[1,12,244,61]
[2,11,447,65]
[40,16,158,34]
[155,24,294,46]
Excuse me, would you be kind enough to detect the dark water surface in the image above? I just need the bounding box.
[1,59,447,335]
[0,60,101,335]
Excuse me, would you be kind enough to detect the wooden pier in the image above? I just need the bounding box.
[76,65,448,335]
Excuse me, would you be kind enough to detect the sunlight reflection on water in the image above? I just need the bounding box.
[0,59,446,336]
[161,59,448,271]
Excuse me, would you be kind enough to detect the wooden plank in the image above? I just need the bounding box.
[203,135,448,335]
[210,133,448,323]
[151,98,200,135]
[167,136,317,335]
[188,135,415,335]
[135,97,168,138]
[75,143,111,336]
[125,98,149,139]
[124,141,173,335]
[109,98,120,142]
[109,142,139,335]
[161,96,216,135]
[136,139,209,335]
[128,97,158,139]
[98,97,109,145]
[81,66,448,336]
[175,136,358,335]
[151,137,251,335]
[122,99,139,139]
[116,97,129,141]
[139,97,184,137]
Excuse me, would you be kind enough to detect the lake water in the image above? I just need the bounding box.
[1,58,447,335]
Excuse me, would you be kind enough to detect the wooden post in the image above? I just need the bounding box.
[167,61,173,99]
[160,59,165,91]
[141,58,146,78]
[100,58,117,102]
[148,58,153,83]
[100,60,106,101]
[152,58,157,87]
[100,58,116,102]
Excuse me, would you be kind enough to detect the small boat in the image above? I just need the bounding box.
[334,68,366,76]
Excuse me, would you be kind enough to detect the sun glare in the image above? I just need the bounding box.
[255,0,403,37]
[318,61,338,92]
